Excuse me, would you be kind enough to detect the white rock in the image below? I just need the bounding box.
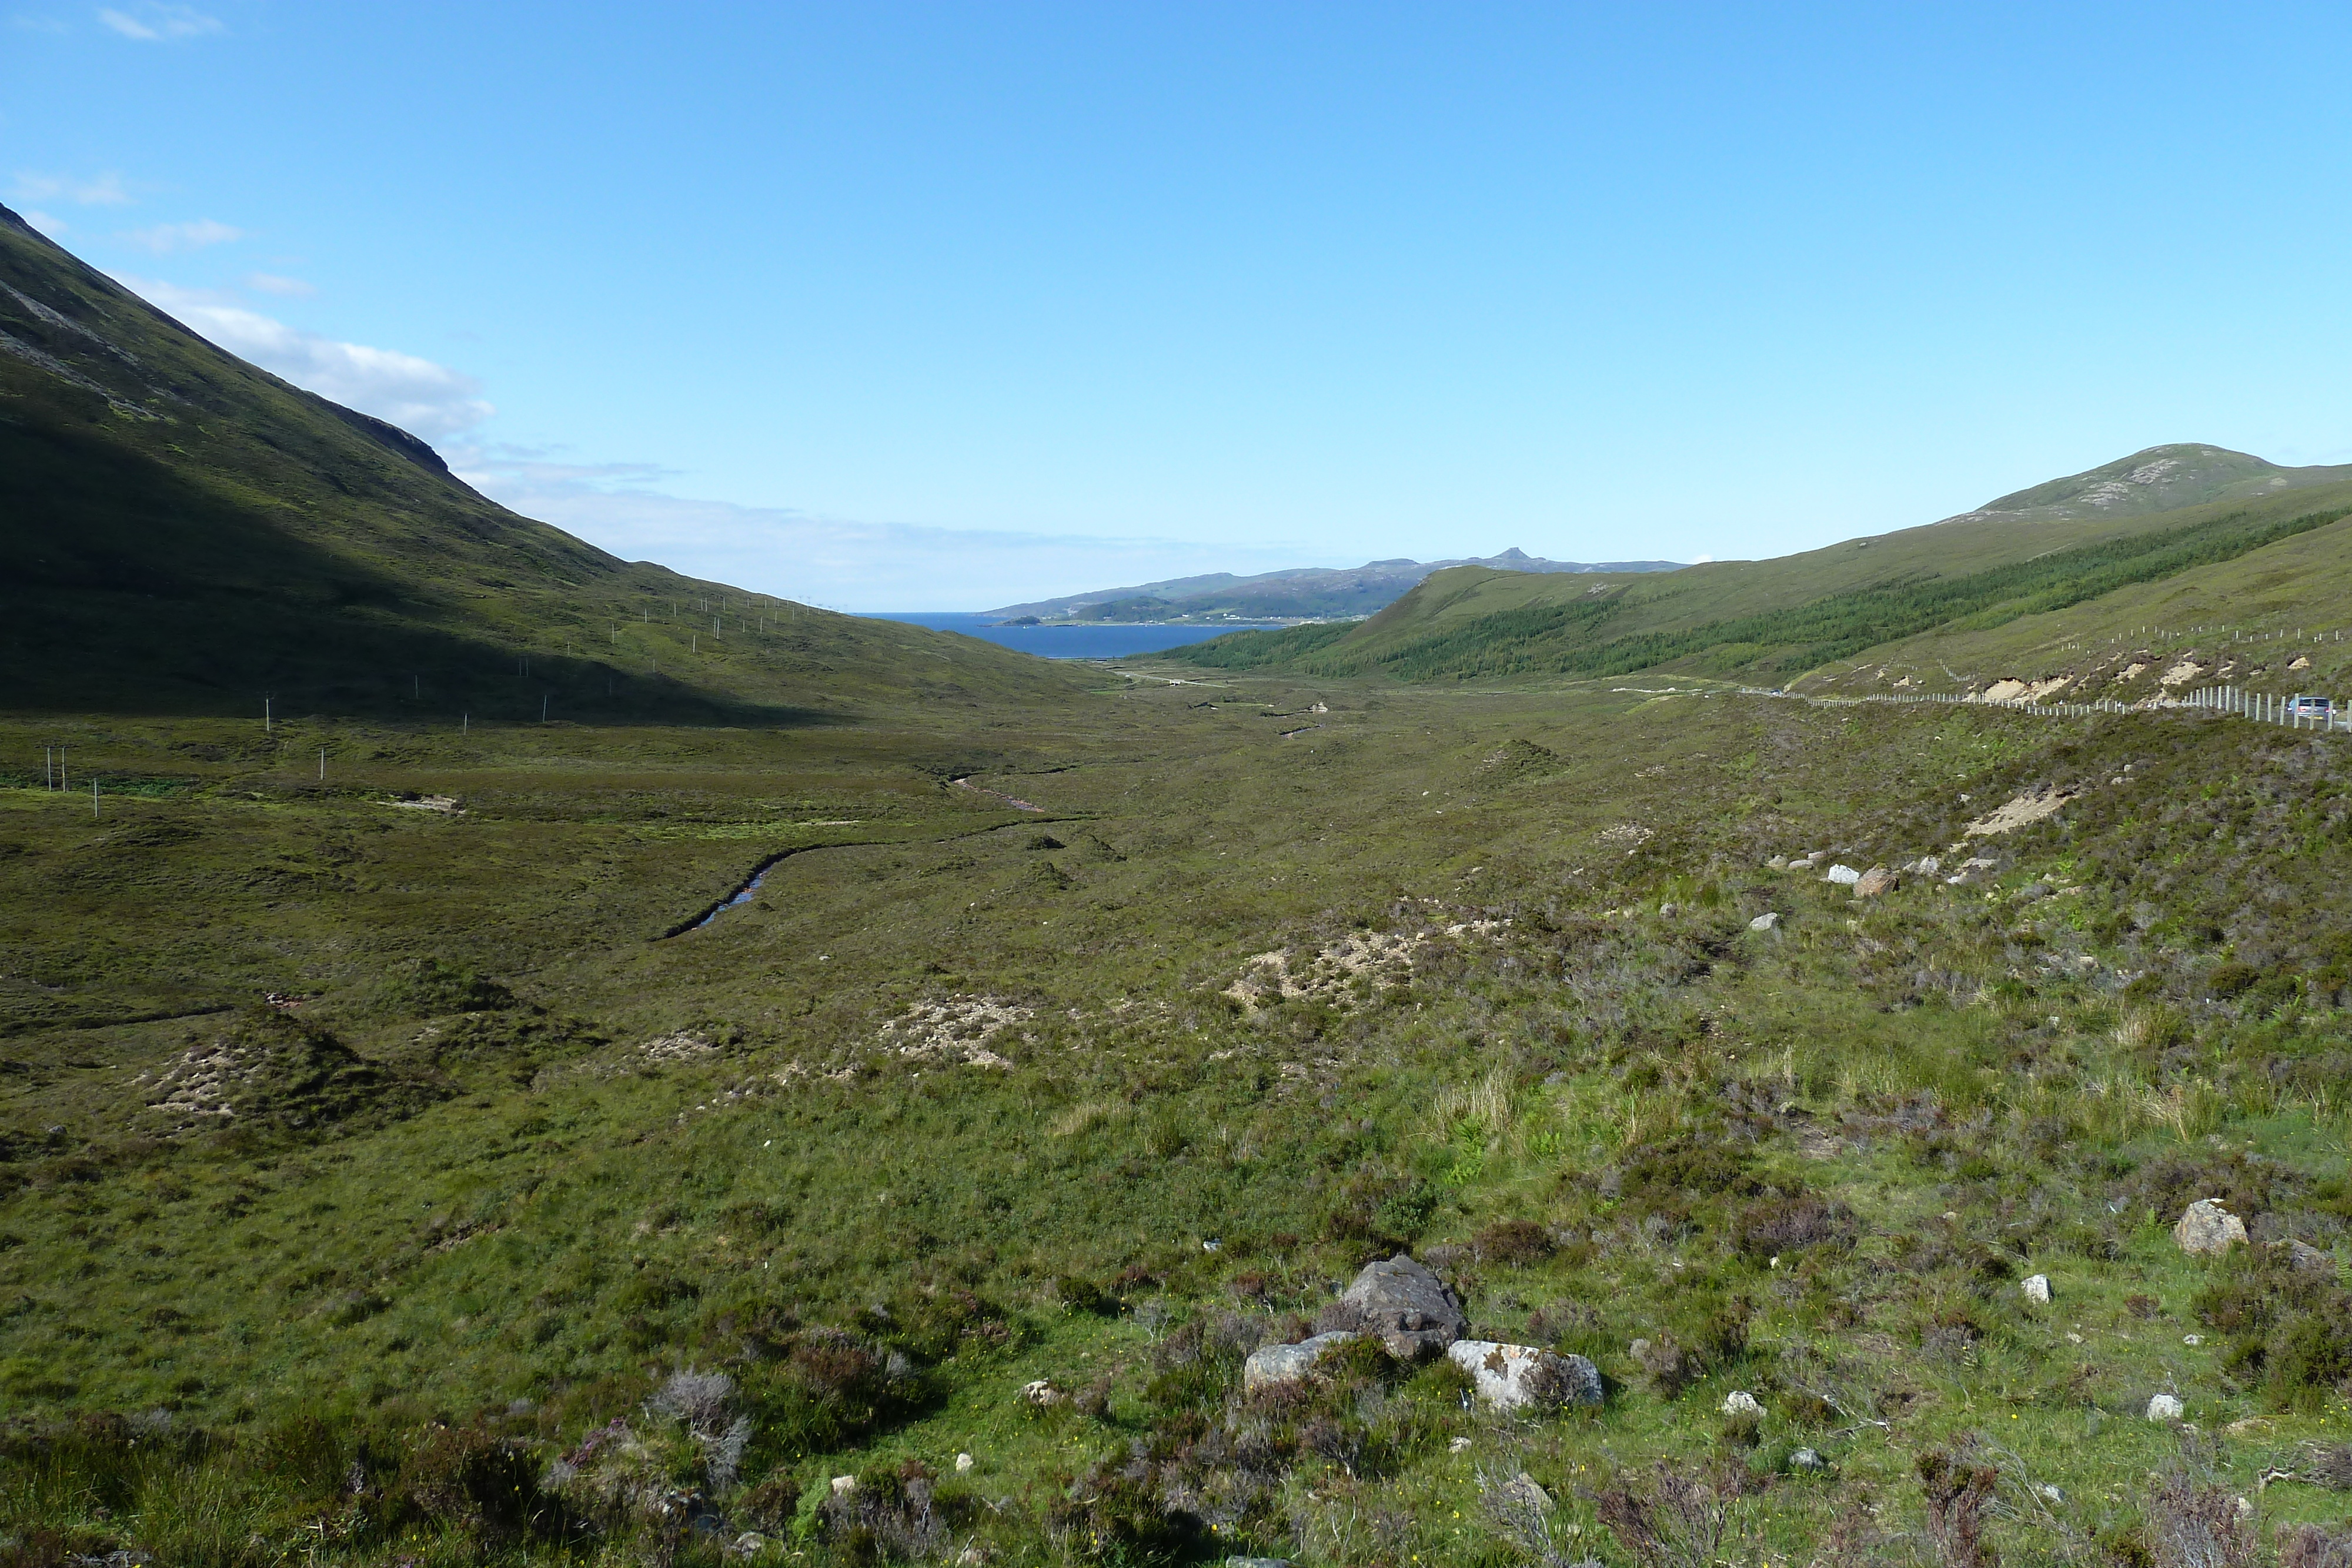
[1722,1390,1765,1419]
[1020,1378,1064,1406]
[2022,1274,2051,1305]
[1449,1435,1474,1453]
[954,1452,974,1473]
[2146,1393,2184,1421]
[831,1475,858,1495]
[1242,1331,1359,1392]
[1824,864,1863,885]
[2174,1198,2249,1256]
[1446,1340,1602,1410]
[1790,1447,1829,1472]
[1749,912,1783,932]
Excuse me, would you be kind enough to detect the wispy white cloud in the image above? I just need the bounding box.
[242,272,315,297]
[121,217,241,253]
[97,2,219,39]
[450,446,1309,612]
[113,273,495,440]
[10,14,71,34]
[11,169,131,206]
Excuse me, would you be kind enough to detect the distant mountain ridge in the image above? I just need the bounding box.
[1163,442,2352,687]
[985,547,1683,624]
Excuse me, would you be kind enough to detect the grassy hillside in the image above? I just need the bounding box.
[1166,460,2352,689]
[8,684,2352,1564]
[0,204,1082,721]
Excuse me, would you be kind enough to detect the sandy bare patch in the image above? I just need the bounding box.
[1224,920,1505,1014]
[390,794,462,813]
[642,1032,719,1064]
[1965,785,2077,837]
[2161,660,2204,688]
[133,1042,248,1124]
[878,994,1030,1068]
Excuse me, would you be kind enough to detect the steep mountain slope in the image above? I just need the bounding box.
[984,547,1682,624]
[0,205,1082,720]
[1166,452,2352,686]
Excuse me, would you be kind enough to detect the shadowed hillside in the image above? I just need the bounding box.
[0,205,1083,722]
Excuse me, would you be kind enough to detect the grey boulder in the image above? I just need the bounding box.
[1318,1253,1467,1359]
[1241,1331,1359,1392]
[2173,1199,2247,1257]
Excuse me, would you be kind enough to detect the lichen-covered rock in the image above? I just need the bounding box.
[1722,1390,1765,1418]
[1445,1340,1601,1410]
[2022,1274,2052,1305]
[1749,911,1783,932]
[1853,865,1898,898]
[2147,1393,2184,1421]
[1241,1331,1359,1392]
[2174,1199,2248,1257]
[1317,1254,1466,1359]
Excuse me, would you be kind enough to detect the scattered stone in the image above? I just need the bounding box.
[1766,856,1788,870]
[1449,1435,1474,1454]
[2147,1393,2184,1421]
[1790,1447,1830,1472]
[2174,1198,2249,1256]
[2022,1274,2052,1305]
[1658,902,1679,917]
[1853,865,1897,898]
[1242,1331,1361,1392]
[1722,1390,1765,1419]
[831,1475,858,1495]
[1445,1340,1602,1410]
[1020,1379,1064,1407]
[2039,1485,2064,1503]
[1318,1254,1466,1359]
[1226,1558,1293,1568]
[2276,1238,2336,1278]
[1494,1472,1553,1514]
[2183,1335,2203,1346]
[1749,911,1783,932]
[1823,864,1863,886]
[955,1452,974,1473]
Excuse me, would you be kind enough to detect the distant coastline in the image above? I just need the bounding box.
[860,611,1304,660]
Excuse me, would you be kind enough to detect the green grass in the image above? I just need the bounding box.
[6,673,2352,1564]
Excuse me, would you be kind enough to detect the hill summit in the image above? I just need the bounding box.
[1943,442,2352,524]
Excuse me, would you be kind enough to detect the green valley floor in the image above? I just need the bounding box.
[4,668,2352,1566]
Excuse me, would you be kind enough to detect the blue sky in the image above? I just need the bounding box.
[8,2,2352,609]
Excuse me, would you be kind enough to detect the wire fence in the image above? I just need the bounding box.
[1733,683,2347,733]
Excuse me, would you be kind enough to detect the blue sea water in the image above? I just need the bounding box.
[862,612,1287,659]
